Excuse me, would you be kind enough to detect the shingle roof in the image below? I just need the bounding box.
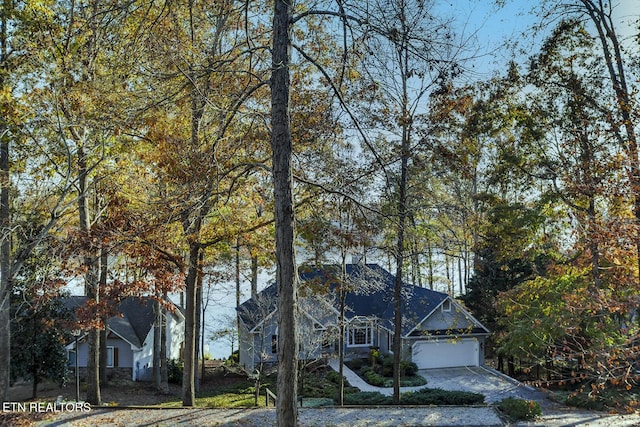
[62,296,160,349]
[237,263,451,335]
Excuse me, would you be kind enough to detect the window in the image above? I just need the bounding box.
[348,322,373,347]
[68,350,77,367]
[442,299,451,312]
[271,335,278,354]
[106,347,119,368]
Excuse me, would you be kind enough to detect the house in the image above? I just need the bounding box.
[237,263,489,373]
[64,296,185,381]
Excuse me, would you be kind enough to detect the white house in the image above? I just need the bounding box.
[64,296,184,381]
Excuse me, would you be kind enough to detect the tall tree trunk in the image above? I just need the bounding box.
[235,238,242,366]
[0,104,9,406]
[154,298,162,389]
[99,248,108,386]
[159,294,169,394]
[392,149,408,403]
[0,1,10,404]
[199,252,207,384]
[392,25,411,404]
[195,252,203,393]
[272,0,298,424]
[182,243,199,406]
[78,143,101,405]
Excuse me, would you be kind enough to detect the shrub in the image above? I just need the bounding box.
[399,375,427,387]
[565,392,607,411]
[381,355,394,377]
[401,388,485,405]
[497,398,542,421]
[378,355,419,378]
[362,367,389,387]
[342,391,391,405]
[400,360,418,377]
[347,358,363,370]
[369,348,382,367]
[227,350,239,365]
[167,358,183,384]
[326,370,343,385]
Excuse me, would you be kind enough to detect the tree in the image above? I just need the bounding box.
[0,0,79,403]
[271,0,298,423]
[491,14,640,389]
[136,0,271,406]
[348,0,462,402]
[10,248,71,399]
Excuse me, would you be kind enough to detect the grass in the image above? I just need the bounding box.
[157,379,273,408]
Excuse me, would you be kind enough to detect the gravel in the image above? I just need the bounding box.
[37,406,503,426]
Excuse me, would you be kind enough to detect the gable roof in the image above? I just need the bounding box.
[62,296,179,349]
[238,263,472,336]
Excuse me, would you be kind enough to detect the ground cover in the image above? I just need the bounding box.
[346,355,427,387]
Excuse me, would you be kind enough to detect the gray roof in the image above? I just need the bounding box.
[238,263,466,335]
[63,296,172,348]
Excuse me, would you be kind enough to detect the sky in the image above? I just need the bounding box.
[438,0,639,80]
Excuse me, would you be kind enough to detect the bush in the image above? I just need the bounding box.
[167,358,183,384]
[377,354,418,377]
[326,370,343,385]
[362,367,388,387]
[339,388,485,406]
[347,358,363,370]
[381,355,394,377]
[401,388,485,405]
[400,360,418,377]
[399,375,427,387]
[227,350,239,365]
[497,398,542,421]
[565,392,607,411]
[342,391,391,405]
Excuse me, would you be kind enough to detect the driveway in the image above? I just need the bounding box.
[417,366,542,403]
[331,360,541,403]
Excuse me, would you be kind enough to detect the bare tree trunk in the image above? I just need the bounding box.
[392,17,411,404]
[159,298,169,394]
[182,244,199,406]
[195,252,203,393]
[78,142,101,405]
[99,248,108,386]
[0,102,9,406]
[0,1,11,404]
[272,0,298,424]
[154,298,162,389]
[200,259,207,383]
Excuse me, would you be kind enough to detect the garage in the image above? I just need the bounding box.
[412,338,479,369]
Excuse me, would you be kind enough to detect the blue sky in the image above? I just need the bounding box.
[441,0,638,79]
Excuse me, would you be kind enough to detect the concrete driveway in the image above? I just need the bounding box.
[417,366,540,403]
[330,360,539,403]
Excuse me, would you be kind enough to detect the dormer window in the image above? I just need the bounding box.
[442,299,451,312]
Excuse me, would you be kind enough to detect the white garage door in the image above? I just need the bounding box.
[412,338,479,369]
